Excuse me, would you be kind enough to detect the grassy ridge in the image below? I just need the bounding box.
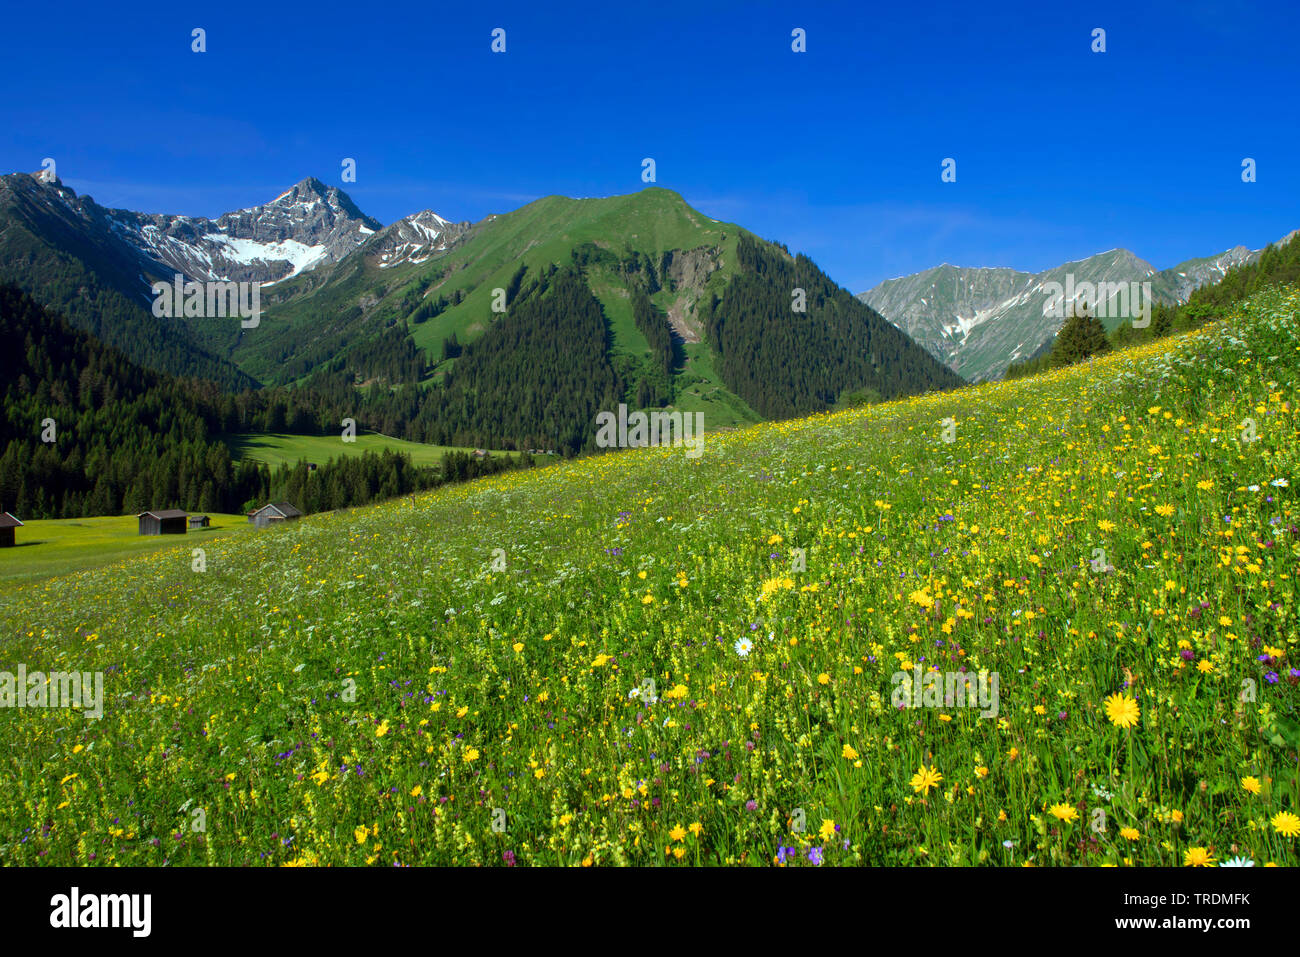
[220,431,503,469]
[2,287,1298,866]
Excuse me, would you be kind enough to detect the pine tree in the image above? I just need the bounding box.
[1050,301,1111,368]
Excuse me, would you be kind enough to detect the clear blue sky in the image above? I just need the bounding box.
[2,0,1296,291]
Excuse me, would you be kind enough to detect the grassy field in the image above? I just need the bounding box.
[221,431,501,469]
[0,513,255,584]
[2,286,1298,866]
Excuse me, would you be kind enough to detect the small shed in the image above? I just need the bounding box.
[138,509,188,535]
[188,514,210,529]
[0,512,23,547]
[248,502,303,528]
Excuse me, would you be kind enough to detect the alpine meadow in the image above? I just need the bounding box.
[2,2,1299,921]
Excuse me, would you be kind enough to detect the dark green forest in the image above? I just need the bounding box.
[704,235,964,418]
[0,285,528,519]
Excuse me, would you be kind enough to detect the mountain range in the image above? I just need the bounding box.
[857,234,1297,383]
[0,171,960,450]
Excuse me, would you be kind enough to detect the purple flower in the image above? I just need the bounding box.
[807,846,824,866]
[745,800,758,811]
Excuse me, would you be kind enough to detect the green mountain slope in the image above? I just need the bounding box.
[242,188,960,448]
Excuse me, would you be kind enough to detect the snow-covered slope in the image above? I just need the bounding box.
[107,177,384,285]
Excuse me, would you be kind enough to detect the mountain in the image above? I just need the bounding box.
[109,176,383,285]
[0,172,253,388]
[370,209,473,271]
[2,173,962,451]
[857,236,1294,383]
[235,186,964,448]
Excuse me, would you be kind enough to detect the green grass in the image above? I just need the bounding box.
[221,431,496,469]
[0,513,255,584]
[3,286,1298,866]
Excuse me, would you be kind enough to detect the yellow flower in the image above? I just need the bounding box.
[1155,504,1175,517]
[1241,776,1262,796]
[456,705,469,717]
[910,765,943,796]
[1104,693,1140,729]
[669,824,687,842]
[463,747,480,763]
[354,825,369,844]
[689,821,702,836]
[1184,847,1216,867]
[591,654,612,667]
[1097,520,1116,533]
[410,785,422,797]
[1048,803,1078,824]
[842,744,859,760]
[375,720,390,737]
[820,819,836,841]
[1120,827,1140,841]
[817,673,830,685]
[1271,811,1300,838]
[512,642,524,653]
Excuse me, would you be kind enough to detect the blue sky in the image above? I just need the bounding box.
[2,0,1296,291]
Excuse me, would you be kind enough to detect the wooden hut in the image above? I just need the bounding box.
[248,502,303,528]
[138,509,188,535]
[188,514,210,529]
[0,512,22,547]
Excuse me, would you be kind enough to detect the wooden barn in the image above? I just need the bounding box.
[188,514,210,529]
[248,502,303,528]
[138,509,188,535]
[0,512,23,547]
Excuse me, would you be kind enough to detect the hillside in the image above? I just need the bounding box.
[3,284,1296,866]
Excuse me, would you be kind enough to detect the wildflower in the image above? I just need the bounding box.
[1120,827,1140,841]
[842,744,859,761]
[669,824,687,842]
[1241,776,1261,795]
[1271,811,1300,838]
[910,765,943,796]
[1048,803,1078,824]
[734,637,753,658]
[1184,847,1216,867]
[1219,856,1254,867]
[819,819,836,841]
[1104,693,1140,729]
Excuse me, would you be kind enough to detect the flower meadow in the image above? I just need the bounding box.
[2,287,1299,867]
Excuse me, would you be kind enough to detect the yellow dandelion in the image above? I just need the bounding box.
[1271,811,1300,838]
[1104,693,1140,729]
